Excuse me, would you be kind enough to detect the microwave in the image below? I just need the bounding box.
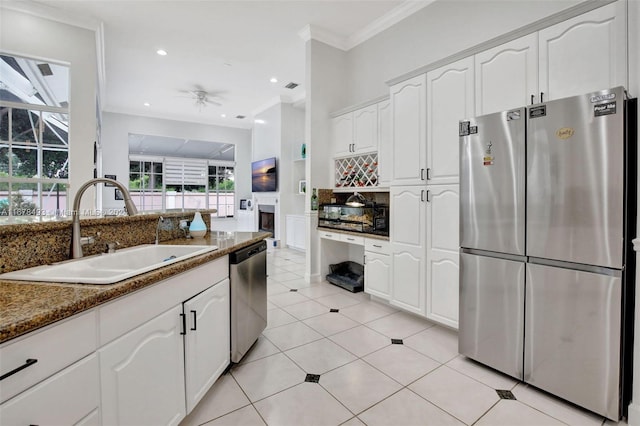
[318,203,388,236]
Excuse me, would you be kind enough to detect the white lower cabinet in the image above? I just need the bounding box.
[425,184,460,329]
[365,255,390,301]
[184,279,230,413]
[100,304,187,426]
[285,214,306,251]
[390,186,427,315]
[0,354,100,426]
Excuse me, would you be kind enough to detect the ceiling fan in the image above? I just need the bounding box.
[178,85,223,109]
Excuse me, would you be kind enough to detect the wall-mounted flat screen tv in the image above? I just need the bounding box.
[251,157,277,192]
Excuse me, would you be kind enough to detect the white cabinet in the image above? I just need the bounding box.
[0,355,100,426]
[475,33,539,115]
[425,185,460,329]
[475,2,626,114]
[100,304,187,426]
[390,186,427,315]
[539,2,626,101]
[331,104,379,158]
[353,103,378,154]
[184,279,230,413]
[286,214,306,251]
[390,74,427,186]
[426,57,474,184]
[98,257,230,424]
[364,239,391,300]
[0,310,97,404]
[331,113,354,157]
[377,99,392,187]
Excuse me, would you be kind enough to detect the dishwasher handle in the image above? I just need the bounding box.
[230,240,267,264]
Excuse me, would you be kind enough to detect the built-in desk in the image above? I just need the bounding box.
[318,228,391,301]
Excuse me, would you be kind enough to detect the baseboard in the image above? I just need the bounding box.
[629,401,640,426]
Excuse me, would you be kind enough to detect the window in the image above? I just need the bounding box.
[129,156,235,217]
[0,54,70,217]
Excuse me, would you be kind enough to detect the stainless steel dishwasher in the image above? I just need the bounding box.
[229,240,267,363]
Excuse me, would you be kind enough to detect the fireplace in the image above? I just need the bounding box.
[258,204,275,234]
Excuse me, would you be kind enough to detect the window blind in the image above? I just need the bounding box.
[164,158,207,185]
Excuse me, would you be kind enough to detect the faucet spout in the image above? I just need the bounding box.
[71,178,138,259]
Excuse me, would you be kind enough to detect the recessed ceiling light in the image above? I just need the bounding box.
[143,102,151,107]
[270,77,278,83]
[254,119,266,124]
[156,49,167,56]
[221,114,226,118]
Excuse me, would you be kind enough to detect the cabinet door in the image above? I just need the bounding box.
[390,186,426,315]
[184,279,230,413]
[293,216,306,250]
[100,305,186,426]
[377,99,392,187]
[353,104,378,154]
[426,184,460,329]
[539,2,626,101]
[426,57,474,185]
[475,33,538,115]
[331,113,353,157]
[0,355,100,426]
[390,74,427,186]
[364,251,391,300]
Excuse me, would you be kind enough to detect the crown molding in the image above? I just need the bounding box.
[299,1,434,51]
[1,0,100,30]
[298,24,349,51]
[346,0,436,49]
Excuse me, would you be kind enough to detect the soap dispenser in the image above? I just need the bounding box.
[189,211,207,238]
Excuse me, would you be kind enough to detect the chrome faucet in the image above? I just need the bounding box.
[71,178,138,259]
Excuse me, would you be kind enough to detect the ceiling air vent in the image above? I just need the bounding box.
[235,115,246,119]
[37,63,53,76]
[284,82,299,90]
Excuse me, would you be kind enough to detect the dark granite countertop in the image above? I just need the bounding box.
[0,231,270,344]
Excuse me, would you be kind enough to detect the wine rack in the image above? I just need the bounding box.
[334,153,378,188]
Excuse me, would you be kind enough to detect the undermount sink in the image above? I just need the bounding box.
[0,244,218,285]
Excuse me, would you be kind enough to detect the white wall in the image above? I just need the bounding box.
[0,7,97,212]
[345,0,586,105]
[100,112,252,210]
[305,39,349,281]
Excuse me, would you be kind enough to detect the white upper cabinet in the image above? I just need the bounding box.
[426,57,474,185]
[475,33,539,115]
[377,99,392,187]
[539,2,626,101]
[353,103,378,154]
[330,113,354,158]
[390,74,427,186]
[331,103,379,158]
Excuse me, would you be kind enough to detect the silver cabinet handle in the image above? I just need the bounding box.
[426,168,431,180]
[421,190,425,202]
[426,190,431,202]
[420,168,425,180]
[373,244,382,248]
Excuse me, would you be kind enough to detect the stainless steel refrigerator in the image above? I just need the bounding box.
[459,86,636,421]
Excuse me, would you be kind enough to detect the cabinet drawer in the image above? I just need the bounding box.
[0,354,99,426]
[319,230,341,241]
[341,234,364,245]
[0,310,97,404]
[365,239,390,254]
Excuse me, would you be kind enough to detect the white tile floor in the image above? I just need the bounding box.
[181,247,624,426]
